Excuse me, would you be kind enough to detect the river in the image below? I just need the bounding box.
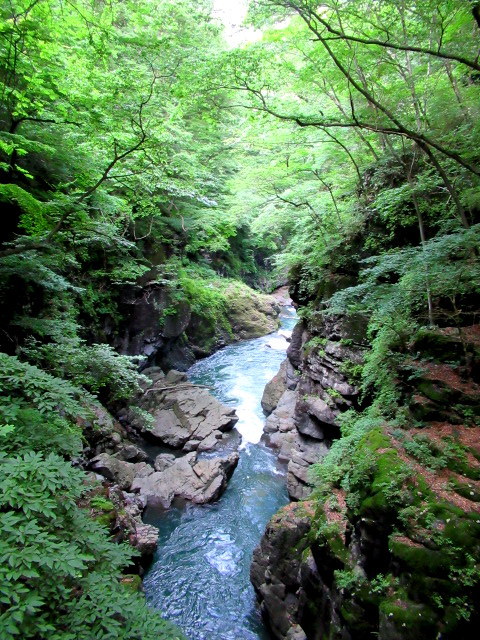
[143,306,297,640]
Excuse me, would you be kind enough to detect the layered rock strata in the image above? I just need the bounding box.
[262,317,365,499]
[111,273,280,370]
[121,367,239,453]
[253,319,480,640]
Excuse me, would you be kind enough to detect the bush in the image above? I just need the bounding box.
[0,451,185,640]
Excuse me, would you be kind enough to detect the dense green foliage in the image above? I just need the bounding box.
[0,452,184,639]
[0,0,237,636]
[1,0,480,637]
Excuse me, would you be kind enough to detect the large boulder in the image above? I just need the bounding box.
[89,453,154,490]
[89,450,239,509]
[224,285,280,340]
[131,451,239,508]
[128,372,239,452]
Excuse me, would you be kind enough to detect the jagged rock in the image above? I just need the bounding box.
[153,453,176,472]
[132,522,159,558]
[79,402,132,459]
[287,322,306,368]
[262,360,289,415]
[301,396,337,430]
[89,453,154,490]
[129,374,239,452]
[92,449,238,509]
[286,626,307,640]
[197,430,224,451]
[264,390,297,461]
[251,502,313,640]
[164,369,188,384]
[131,451,239,508]
[140,366,165,387]
[147,408,191,448]
[102,486,157,566]
[287,435,329,500]
[115,443,148,462]
[308,312,368,344]
[113,279,195,370]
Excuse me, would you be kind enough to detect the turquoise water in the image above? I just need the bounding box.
[143,308,296,640]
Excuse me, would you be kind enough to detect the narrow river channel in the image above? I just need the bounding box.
[143,306,297,640]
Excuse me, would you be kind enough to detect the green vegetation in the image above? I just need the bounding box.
[0,451,184,640]
[1,0,480,637]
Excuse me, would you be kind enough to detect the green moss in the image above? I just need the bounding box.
[444,515,480,546]
[389,539,450,574]
[95,512,116,527]
[417,380,452,404]
[339,601,368,627]
[449,478,480,502]
[359,429,413,515]
[379,594,437,633]
[304,336,328,354]
[90,496,115,511]
[311,513,349,564]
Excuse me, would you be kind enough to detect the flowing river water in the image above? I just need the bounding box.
[143,306,297,640]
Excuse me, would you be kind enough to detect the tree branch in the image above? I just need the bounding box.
[296,2,480,72]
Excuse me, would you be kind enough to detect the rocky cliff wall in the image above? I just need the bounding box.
[253,310,480,640]
[109,275,280,371]
[261,315,367,500]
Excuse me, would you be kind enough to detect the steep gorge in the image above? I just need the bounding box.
[2,1,480,638]
[251,277,480,640]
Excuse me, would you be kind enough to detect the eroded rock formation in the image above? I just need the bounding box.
[262,316,366,500]
[253,314,480,640]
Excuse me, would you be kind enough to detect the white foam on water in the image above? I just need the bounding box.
[264,336,289,350]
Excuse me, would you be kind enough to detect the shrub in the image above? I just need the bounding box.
[0,451,185,640]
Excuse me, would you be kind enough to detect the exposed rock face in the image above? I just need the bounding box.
[90,450,238,508]
[261,317,365,500]
[124,368,239,453]
[262,359,298,415]
[224,286,280,340]
[111,274,280,370]
[251,502,314,640]
[87,482,159,568]
[254,313,480,640]
[90,453,154,491]
[114,279,195,371]
[89,367,241,507]
[132,451,239,508]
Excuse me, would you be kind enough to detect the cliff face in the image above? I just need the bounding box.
[261,314,367,501]
[109,274,280,371]
[253,306,480,639]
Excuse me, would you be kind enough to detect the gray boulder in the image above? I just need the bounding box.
[130,374,239,452]
[115,443,148,462]
[89,453,154,490]
[154,453,176,472]
[131,451,239,508]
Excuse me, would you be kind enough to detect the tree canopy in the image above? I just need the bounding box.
[1,0,480,637]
